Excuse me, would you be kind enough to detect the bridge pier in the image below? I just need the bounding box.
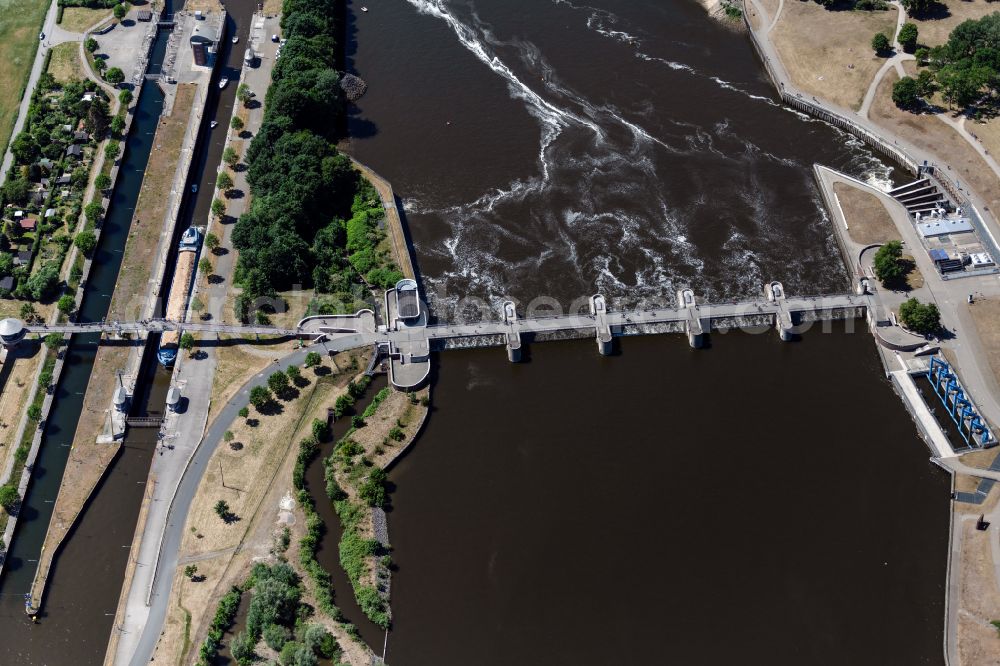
[677,288,704,349]
[766,281,794,342]
[590,294,612,355]
[503,301,521,362]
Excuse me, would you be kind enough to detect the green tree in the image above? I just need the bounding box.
[268,370,289,396]
[892,76,920,110]
[237,83,253,107]
[358,467,388,507]
[898,22,918,54]
[111,114,125,135]
[44,333,62,350]
[0,485,20,512]
[105,140,121,160]
[180,332,196,353]
[901,0,933,16]
[873,240,904,283]
[95,173,111,190]
[263,623,290,651]
[85,201,104,224]
[75,229,97,256]
[915,47,930,65]
[230,116,244,131]
[94,58,107,73]
[898,298,941,334]
[224,430,234,443]
[214,499,231,520]
[249,385,272,409]
[223,146,239,167]
[57,294,75,315]
[190,295,204,314]
[205,232,220,252]
[211,197,226,218]
[199,257,213,275]
[184,564,199,580]
[118,88,133,106]
[113,3,127,20]
[916,69,936,97]
[11,132,38,164]
[286,365,301,384]
[216,171,233,191]
[871,32,890,55]
[105,67,125,86]
[304,351,321,367]
[230,630,256,666]
[26,261,60,300]
[85,37,99,53]
[238,406,249,418]
[20,303,36,322]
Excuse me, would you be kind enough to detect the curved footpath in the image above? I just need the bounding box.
[124,344,319,666]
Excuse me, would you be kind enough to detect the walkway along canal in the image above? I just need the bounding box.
[0,1,255,663]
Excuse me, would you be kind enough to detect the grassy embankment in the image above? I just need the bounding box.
[0,0,49,157]
[317,379,428,628]
[154,352,376,666]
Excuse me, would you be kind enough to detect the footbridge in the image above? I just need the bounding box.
[0,281,872,390]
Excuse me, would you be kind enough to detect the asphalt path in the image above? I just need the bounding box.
[128,343,320,666]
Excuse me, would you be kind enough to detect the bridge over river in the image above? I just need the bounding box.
[1,281,873,389]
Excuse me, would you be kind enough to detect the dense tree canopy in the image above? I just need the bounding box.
[232,0,401,319]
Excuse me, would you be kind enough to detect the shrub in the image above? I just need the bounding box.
[75,229,97,256]
[239,406,249,418]
[249,385,273,410]
[898,22,918,53]
[358,468,388,507]
[898,298,941,334]
[871,32,890,55]
[0,485,20,512]
[85,37,98,53]
[105,67,125,86]
[263,623,291,651]
[57,294,75,315]
[230,115,244,130]
[304,351,322,367]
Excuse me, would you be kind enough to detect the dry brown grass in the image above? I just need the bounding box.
[960,448,1000,471]
[59,6,112,33]
[871,70,1000,216]
[966,298,1000,399]
[262,0,282,17]
[46,42,85,83]
[969,114,1000,166]
[771,2,897,110]
[161,354,375,666]
[112,83,195,323]
[956,513,1000,664]
[182,0,223,14]
[208,336,300,424]
[911,0,998,49]
[182,353,367,558]
[0,0,48,157]
[834,182,901,245]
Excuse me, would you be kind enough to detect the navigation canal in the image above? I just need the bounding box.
[0,0,256,663]
[344,0,951,663]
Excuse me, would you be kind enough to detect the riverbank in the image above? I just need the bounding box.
[150,350,377,666]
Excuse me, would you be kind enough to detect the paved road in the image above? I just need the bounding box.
[0,0,81,184]
[126,344,317,666]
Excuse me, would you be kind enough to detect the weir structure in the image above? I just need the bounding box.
[1,280,871,392]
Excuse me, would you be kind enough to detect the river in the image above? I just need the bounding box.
[344,0,950,664]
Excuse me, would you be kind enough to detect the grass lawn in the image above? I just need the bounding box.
[59,5,112,33]
[771,1,897,110]
[46,41,85,83]
[0,0,50,159]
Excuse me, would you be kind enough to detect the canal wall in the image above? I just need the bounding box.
[350,158,418,282]
[741,8,918,175]
[24,11,221,609]
[0,16,159,585]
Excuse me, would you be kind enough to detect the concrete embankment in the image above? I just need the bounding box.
[350,159,418,281]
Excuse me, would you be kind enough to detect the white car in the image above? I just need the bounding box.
[272,34,279,42]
